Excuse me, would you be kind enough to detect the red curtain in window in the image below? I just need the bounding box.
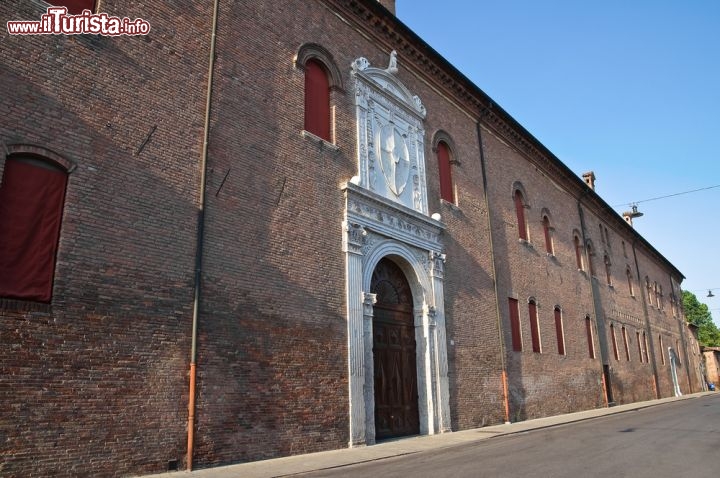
[586,317,594,358]
[508,298,522,352]
[437,142,453,202]
[0,160,67,302]
[554,308,565,355]
[529,301,540,353]
[514,191,527,240]
[304,59,331,141]
[49,0,96,14]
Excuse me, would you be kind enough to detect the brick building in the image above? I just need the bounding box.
[0,0,703,476]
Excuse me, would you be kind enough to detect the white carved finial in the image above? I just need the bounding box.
[352,57,370,72]
[385,50,398,75]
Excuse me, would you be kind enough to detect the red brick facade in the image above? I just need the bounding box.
[0,1,702,476]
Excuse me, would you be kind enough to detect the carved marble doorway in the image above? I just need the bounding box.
[371,258,419,439]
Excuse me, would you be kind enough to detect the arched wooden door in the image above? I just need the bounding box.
[371,258,419,439]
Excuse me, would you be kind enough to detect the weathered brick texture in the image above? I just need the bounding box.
[0,1,702,476]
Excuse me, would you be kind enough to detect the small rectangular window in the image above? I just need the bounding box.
[636,331,643,362]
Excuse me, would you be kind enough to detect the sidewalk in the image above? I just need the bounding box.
[147,392,712,478]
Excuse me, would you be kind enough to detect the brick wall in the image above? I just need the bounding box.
[0,1,211,475]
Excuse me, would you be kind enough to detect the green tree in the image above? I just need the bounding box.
[683,290,720,347]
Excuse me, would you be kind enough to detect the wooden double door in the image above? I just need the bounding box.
[371,258,420,440]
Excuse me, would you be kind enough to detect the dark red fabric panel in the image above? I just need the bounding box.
[554,308,565,355]
[514,191,527,240]
[0,160,67,302]
[508,298,522,352]
[529,301,540,353]
[49,0,96,14]
[437,142,453,202]
[304,59,330,141]
[586,317,594,358]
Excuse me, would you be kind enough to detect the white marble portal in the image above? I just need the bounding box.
[343,53,451,447]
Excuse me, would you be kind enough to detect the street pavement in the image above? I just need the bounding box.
[142,392,713,478]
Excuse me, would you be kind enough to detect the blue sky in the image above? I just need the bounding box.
[398,0,720,323]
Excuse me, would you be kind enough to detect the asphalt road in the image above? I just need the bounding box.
[299,394,720,478]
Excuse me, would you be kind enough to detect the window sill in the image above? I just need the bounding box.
[440,198,460,211]
[518,238,534,250]
[0,297,52,314]
[302,130,339,151]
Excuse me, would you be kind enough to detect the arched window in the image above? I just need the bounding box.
[304,59,331,141]
[514,189,528,241]
[636,331,643,362]
[542,215,553,255]
[529,299,541,353]
[50,0,96,14]
[646,277,652,305]
[643,332,650,363]
[436,141,454,203]
[0,155,69,302]
[574,234,583,270]
[554,307,565,355]
[626,267,634,296]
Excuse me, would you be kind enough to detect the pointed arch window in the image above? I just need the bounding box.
[0,154,69,302]
[436,141,454,203]
[646,277,653,305]
[514,189,528,241]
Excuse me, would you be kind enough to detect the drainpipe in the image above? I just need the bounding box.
[476,116,510,424]
[631,240,660,398]
[187,0,220,470]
